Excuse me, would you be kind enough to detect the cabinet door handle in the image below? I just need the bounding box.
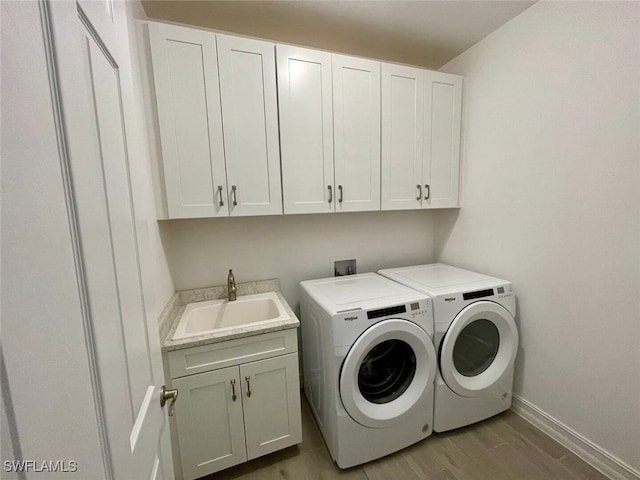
[424,184,430,200]
[338,185,343,204]
[245,376,251,397]
[217,185,224,207]
[328,185,333,204]
[160,385,178,417]
[416,184,422,201]
[231,185,238,206]
[230,379,237,402]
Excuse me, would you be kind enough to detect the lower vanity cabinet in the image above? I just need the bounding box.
[168,331,302,480]
[172,366,247,479]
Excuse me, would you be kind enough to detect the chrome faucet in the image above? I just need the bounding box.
[227,269,237,301]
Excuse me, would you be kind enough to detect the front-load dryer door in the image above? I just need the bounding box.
[440,301,518,398]
[340,319,436,428]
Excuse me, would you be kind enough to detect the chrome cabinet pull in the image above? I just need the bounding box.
[217,185,224,207]
[416,184,422,201]
[245,376,251,397]
[424,184,430,200]
[160,385,178,417]
[231,185,238,206]
[328,185,333,204]
[231,379,237,402]
[338,185,343,204]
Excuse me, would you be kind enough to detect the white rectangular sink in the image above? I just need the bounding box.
[172,292,289,340]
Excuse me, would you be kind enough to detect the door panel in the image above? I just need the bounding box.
[217,34,283,216]
[148,23,227,218]
[77,0,117,52]
[333,54,381,212]
[173,367,247,479]
[241,354,302,460]
[88,38,152,415]
[277,45,334,214]
[381,64,424,210]
[49,1,170,478]
[424,71,462,208]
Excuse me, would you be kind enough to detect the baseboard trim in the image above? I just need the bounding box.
[511,394,639,480]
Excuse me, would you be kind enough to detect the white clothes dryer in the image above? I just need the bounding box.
[378,264,518,432]
[300,273,437,468]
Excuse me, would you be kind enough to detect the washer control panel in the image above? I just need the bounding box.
[408,300,431,318]
[334,297,434,343]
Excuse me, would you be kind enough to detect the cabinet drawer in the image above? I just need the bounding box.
[168,329,298,378]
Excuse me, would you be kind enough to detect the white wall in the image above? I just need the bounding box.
[436,1,640,473]
[163,210,437,310]
[124,1,175,322]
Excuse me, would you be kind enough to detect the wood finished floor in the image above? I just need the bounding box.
[207,398,610,480]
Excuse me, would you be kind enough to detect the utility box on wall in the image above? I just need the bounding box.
[334,259,357,276]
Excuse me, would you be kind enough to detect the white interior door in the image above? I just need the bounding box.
[277,44,335,214]
[217,34,283,216]
[49,1,171,478]
[333,54,381,212]
[381,63,425,210]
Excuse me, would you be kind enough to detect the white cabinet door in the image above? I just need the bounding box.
[277,45,334,214]
[332,54,381,212]
[217,34,283,216]
[424,71,462,208]
[381,63,425,210]
[240,353,302,460]
[148,23,228,218]
[173,367,247,479]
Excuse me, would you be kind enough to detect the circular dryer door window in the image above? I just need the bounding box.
[340,319,436,428]
[453,319,500,377]
[440,301,518,398]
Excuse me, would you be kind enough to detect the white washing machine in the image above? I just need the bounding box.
[300,273,437,468]
[378,264,518,432]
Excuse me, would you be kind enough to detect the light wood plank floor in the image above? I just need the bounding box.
[208,397,610,480]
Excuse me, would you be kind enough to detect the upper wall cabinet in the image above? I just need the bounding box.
[381,63,424,210]
[146,21,460,219]
[381,65,462,210]
[148,24,282,218]
[277,47,381,214]
[217,35,282,217]
[332,55,381,212]
[277,45,334,215]
[424,71,462,208]
[148,23,228,218]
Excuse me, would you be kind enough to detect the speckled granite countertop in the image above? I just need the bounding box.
[159,279,299,352]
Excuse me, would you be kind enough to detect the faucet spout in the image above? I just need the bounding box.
[227,269,237,301]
